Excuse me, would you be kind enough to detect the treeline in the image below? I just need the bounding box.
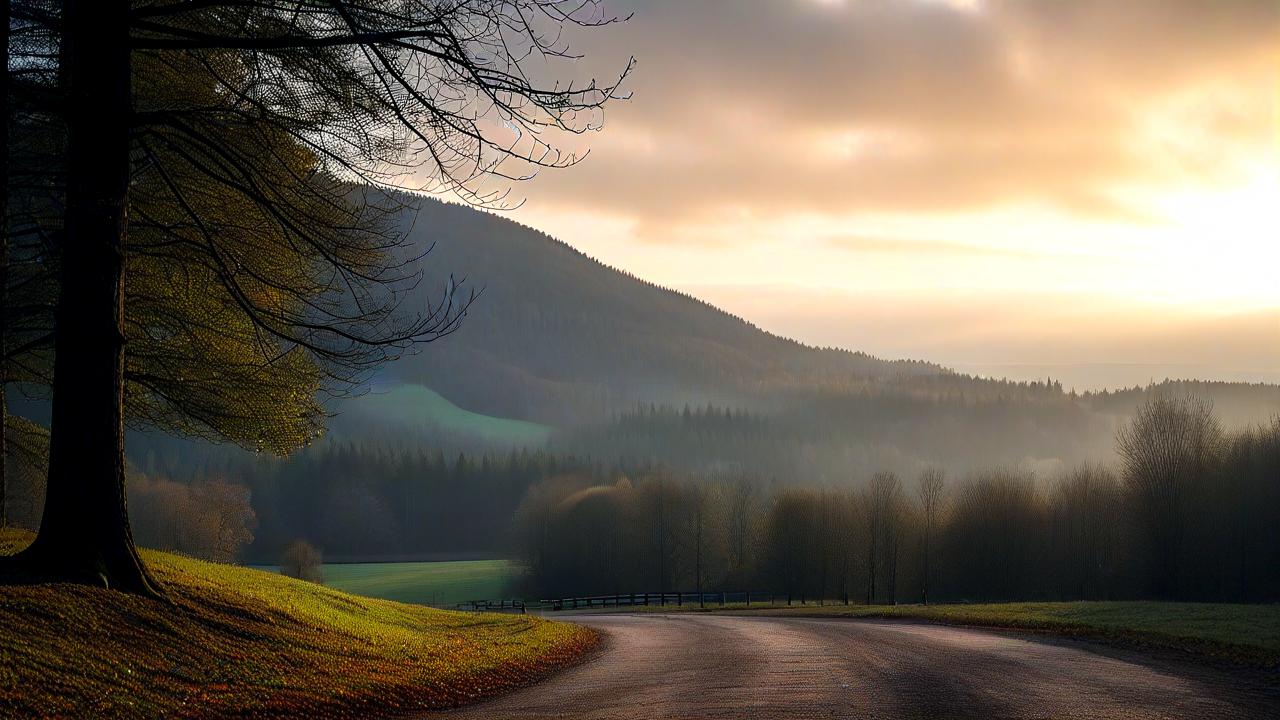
[244,446,587,561]
[4,450,257,565]
[128,439,641,563]
[559,392,1111,483]
[515,397,1280,603]
[9,424,625,563]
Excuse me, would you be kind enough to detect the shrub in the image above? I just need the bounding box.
[280,539,323,583]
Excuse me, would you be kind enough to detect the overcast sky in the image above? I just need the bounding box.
[480,0,1280,389]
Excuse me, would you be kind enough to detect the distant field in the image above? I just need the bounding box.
[619,600,1280,667]
[339,382,552,446]
[254,559,518,606]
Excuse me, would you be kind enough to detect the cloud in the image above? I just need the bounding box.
[496,0,1278,237]
[823,235,1051,261]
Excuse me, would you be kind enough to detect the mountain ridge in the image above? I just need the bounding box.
[388,194,949,425]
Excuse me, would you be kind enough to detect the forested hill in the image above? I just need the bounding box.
[20,191,1280,481]
[96,195,1280,560]
[386,195,945,425]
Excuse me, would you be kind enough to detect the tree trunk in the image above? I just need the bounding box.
[10,0,160,596]
[921,527,930,605]
[1,388,7,530]
[866,521,877,605]
[1,0,10,530]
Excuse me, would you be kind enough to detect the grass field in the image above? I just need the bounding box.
[254,559,517,607]
[340,382,553,446]
[0,530,594,719]
[622,600,1280,667]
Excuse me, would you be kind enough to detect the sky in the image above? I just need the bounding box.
[481,0,1280,389]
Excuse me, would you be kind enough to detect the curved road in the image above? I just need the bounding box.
[428,613,1279,719]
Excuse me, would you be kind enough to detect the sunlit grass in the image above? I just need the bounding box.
[0,529,595,718]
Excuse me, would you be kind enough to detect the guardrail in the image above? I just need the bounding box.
[455,599,527,613]
[456,591,854,613]
[538,591,836,611]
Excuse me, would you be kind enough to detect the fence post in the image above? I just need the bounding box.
[746,591,751,606]
[720,592,725,607]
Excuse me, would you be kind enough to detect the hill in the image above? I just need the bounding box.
[389,196,946,425]
[112,193,1280,490]
[48,194,1279,560]
[331,382,553,448]
[0,529,593,719]
[370,195,1280,477]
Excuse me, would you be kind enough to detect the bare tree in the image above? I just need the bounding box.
[916,467,944,604]
[648,476,678,599]
[1048,464,1120,599]
[722,476,759,586]
[128,475,257,562]
[828,491,859,605]
[1116,395,1224,598]
[691,483,707,606]
[765,489,817,605]
[864,471,902,605]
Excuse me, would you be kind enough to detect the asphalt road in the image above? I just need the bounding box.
[427,613,1280,719]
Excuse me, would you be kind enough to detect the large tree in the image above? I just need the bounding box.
[1116,395,1224,598]
[1,31,336,527]
[3,0,628,595]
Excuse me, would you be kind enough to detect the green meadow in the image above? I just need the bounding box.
[256,559,518,606]
[341,383,553,446]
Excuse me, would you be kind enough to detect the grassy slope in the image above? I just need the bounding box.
[630,601,1280,667]
[317,560,514,606]
[0,530,593,719]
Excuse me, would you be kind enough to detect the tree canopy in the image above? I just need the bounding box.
[1,0,629,594]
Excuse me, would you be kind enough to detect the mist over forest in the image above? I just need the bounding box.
[9,193,1275,574]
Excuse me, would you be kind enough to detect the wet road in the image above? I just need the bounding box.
[427,613,1280,719]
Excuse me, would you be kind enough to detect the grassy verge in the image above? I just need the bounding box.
[0,530,595,718]
[607,599,1280,667]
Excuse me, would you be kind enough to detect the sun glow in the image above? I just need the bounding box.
[1132,169,1280,308]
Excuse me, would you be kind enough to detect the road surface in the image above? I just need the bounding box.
[426,613,1279,719]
